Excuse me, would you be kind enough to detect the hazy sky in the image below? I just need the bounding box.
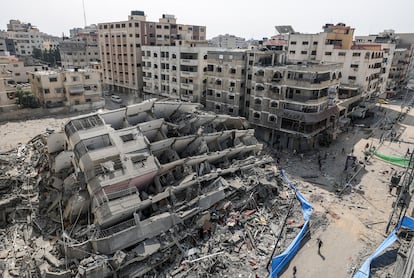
[1,0,413,39]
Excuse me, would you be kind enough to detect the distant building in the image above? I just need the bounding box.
[29,68,104,109]
[97,11,206,95]
[4,19,43,56]
[0,37,7,56]
[60,25,100,69]
[209,34,248,49]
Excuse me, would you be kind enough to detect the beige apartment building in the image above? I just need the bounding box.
[0,67,16,110]
[0,56,45,84]
[142,40,212,102]
[205,50,252,116]
[29,68,103,108]
[97,11,206,96]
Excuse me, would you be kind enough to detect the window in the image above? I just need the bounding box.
[348,76,356,80]
[311,50,317,55]
[290,41,297,45]
[49,77,58,82]
[270,101,278,108]
[268,115,277,122]
[216,92,221,98]
[120,134,135,142]
[215,79,222,85]
[313,41,318,45]
[254,98,262,105]
[324,52,332,56]
[301,51,307,54]
[215,104,221,110]
[350,64,359,69]
[230,68,236,74]
[85,75,90,80]
[216,67,222,72]
[44,89,50,94]
[352,52,361,57]
[229,95,235,100]
[338,52,346,56]
[302,41,309,45]
[289,50,296,54]
[253,112,261,119]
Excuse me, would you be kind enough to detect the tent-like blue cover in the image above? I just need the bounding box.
[269,170,313,278]
[353,216,414,278]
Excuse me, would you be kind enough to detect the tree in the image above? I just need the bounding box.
[32,47,42,60]
[16,88,40,108]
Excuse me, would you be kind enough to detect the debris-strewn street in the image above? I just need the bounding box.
[0,99,413,277]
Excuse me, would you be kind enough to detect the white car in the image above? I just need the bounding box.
[110,95,122,103]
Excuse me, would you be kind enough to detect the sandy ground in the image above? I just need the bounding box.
[0,117,70,152]
[1,101,413,277]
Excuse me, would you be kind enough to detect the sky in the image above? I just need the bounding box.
[1,0,413,39]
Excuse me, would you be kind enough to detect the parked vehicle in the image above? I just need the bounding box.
[110,95,122,103]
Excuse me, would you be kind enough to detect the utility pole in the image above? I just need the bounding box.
[82,0,87,27]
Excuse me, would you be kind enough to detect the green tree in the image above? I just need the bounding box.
[16,88,40,108]
[32,47,42,60]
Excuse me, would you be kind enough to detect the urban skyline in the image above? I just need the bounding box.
[1,0,413,39]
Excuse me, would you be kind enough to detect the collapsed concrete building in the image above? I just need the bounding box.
[1,99,311,277]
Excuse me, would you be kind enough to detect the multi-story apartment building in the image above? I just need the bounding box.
[0,56,45,83]
[29,68,103,108]
[4,20,43,56]
[0,37,7,56]
[205,46,343,149]
[97,11,206,95]
[248,62,342,149]
[60,25,100,69]
[142,40,211,102]
[0,67,16,110]
[209,34,248,49]
[287,23,387,111]
[205,50,247,115]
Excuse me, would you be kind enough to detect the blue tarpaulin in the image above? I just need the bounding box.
[269,170,313,278]
[353,216,414,278]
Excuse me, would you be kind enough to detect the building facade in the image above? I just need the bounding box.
[60,25,100,69]
[0,67,16,110]
[142,41,211,102]
[29,68,103,108]
[97,11,206,95]
[205,50,248,116]
[209,34,247,49]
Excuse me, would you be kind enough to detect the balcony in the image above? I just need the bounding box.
[180,59,198,66]
[143,77,152,82]
[181,83,194,90]
[181,71,198,78]
[284,78,333,89]
[286,96,328,104]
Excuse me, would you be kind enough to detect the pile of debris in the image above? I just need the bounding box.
[0,100,307,277]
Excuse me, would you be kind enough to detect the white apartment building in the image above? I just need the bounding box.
[5,20,43,56]
[287,23,387,108]
[98,11,206,95]
[142,41,213,102]
[209,34,247,49]
[29,68,103,108]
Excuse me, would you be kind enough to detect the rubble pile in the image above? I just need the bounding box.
[0,136,66,277]
[0,100,312,277]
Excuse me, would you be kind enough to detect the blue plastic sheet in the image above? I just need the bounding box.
[353,216,414,278]
[269,170,313,278]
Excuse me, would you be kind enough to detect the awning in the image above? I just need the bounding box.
[69,85,85,94]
